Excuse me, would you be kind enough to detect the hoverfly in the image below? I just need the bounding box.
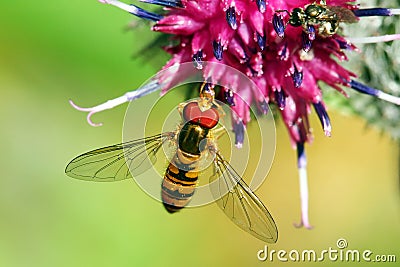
[65,82,278,243]
[277,0,358,38]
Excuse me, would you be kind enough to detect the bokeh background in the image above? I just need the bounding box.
[0,1,399,266]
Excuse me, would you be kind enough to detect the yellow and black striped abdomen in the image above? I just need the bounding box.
[162,121,212,213]
[162,160,199,213]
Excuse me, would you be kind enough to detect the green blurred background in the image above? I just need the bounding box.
[0,1,399,266]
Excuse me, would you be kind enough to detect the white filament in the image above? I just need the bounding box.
[390,9,400,15]
[294,167,313,229]
[98,0,139,14]
[69,95,129,127]
[347,34,400,44]
[377,91,400,105]
[69,81,160,126]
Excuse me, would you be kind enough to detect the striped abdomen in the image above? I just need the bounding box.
[162,156,199,213]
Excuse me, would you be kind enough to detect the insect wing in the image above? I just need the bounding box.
[326,6,358,23]
[65,133,176,182]
[211,153,278,243]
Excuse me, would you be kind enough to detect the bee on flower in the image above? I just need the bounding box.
[70,0,400,230]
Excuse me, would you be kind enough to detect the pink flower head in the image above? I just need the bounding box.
[148,0,399,146]
[71,0,400,229]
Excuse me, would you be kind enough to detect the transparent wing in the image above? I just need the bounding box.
[65,133,176,182]
[211,153,278,243]
[327,6,358,23]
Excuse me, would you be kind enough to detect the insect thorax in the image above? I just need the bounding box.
[178,123,209,156]
[305,4,325,18]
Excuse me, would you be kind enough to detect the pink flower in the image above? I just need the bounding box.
[71,0,400,229]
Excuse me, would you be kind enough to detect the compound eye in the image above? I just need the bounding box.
[182,102,219,129]
[289,8,304,27]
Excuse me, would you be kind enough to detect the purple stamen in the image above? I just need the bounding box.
[348,80,400,105]
[256,0,266,13]
[226,6,237,30]
[296,142,306,169]
[256,32,266,51]
[259,99,269,115]
[126,80,161,100]
[278,42,288,61]
[140,0,183,8]
[273,13,285,38]
[129,4,163,21]
[99,1,163,21]
[302,31,312,52]
[292,64,303,88]
[213,40,223,61]
[335,39,351,50]
[233,119,245,148]
[353,8,392,17]
[307,25,316,41]
[192,50,203,69]
[274,89,286,110]
[224,89,235,106]
[348,79,378,96]
[313,102,332,137]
